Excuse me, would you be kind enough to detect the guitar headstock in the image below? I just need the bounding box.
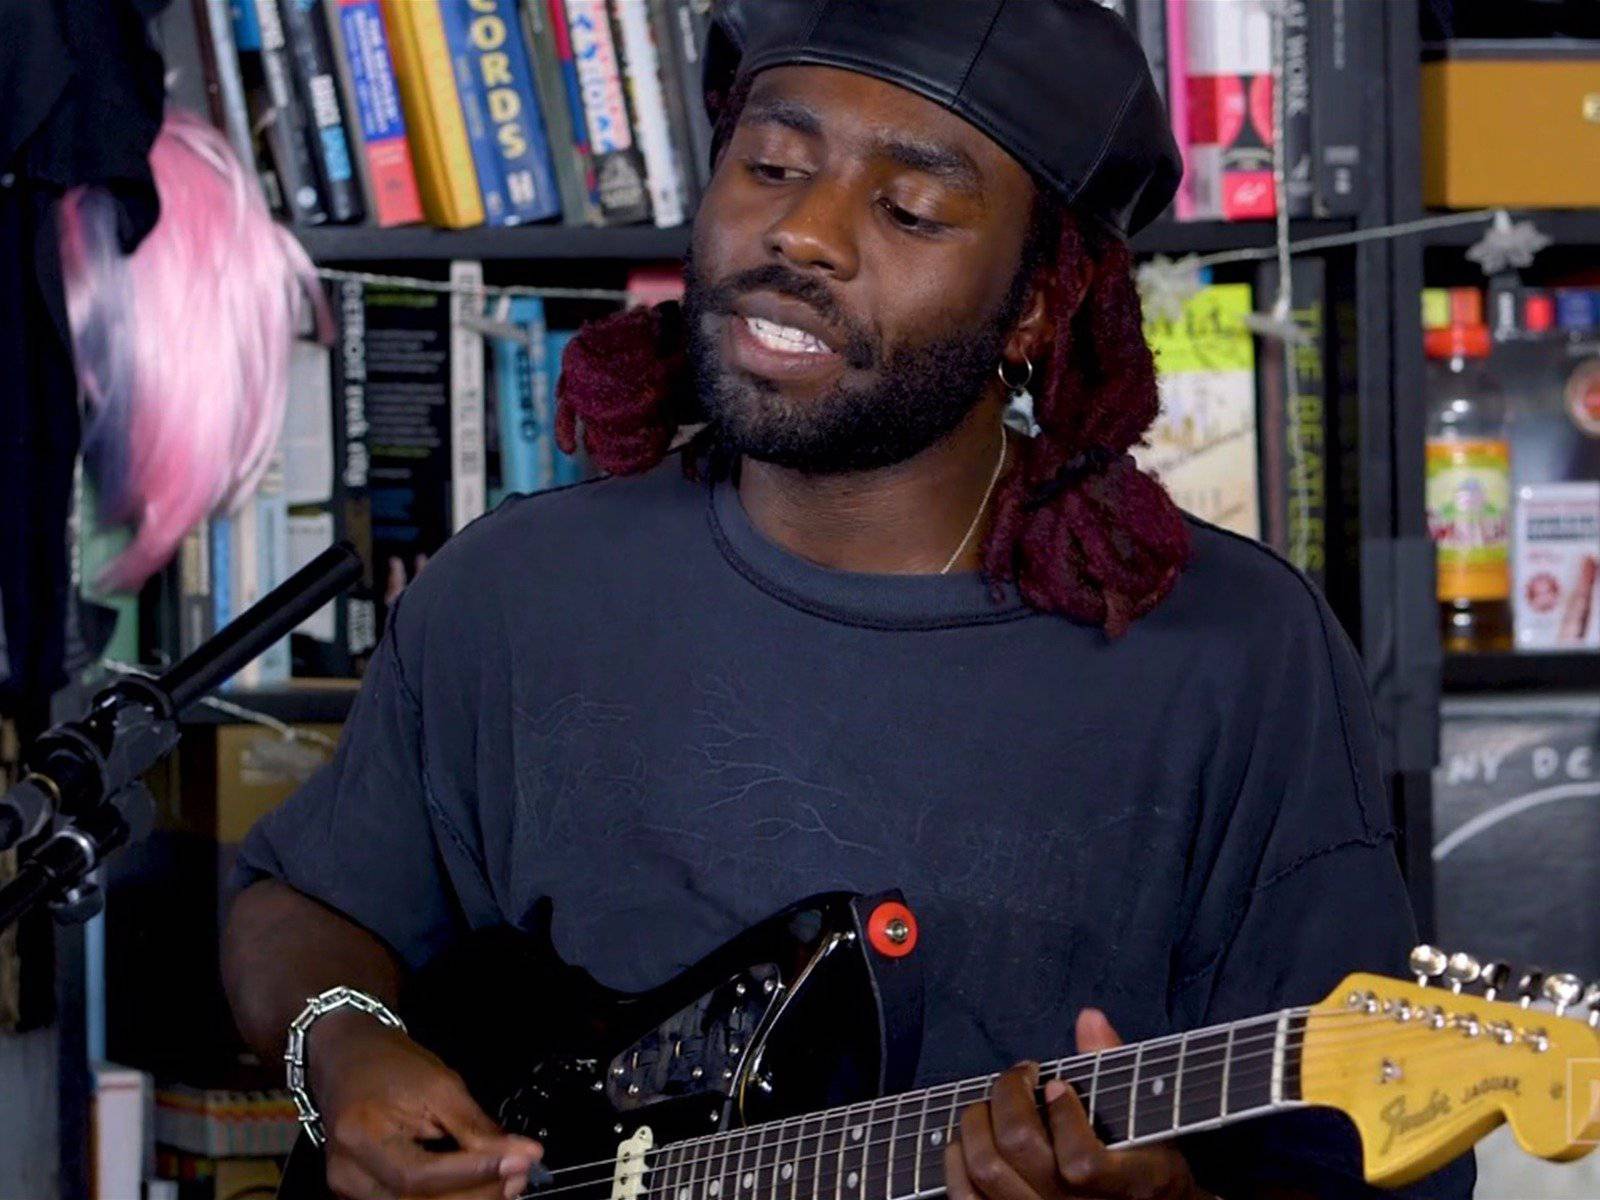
[1302,946,1600,1187]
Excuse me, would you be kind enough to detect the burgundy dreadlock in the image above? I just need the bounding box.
[555,79,1190,637]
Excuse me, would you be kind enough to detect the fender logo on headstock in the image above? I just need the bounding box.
[1462,1076,1521,1104]
[1380,1090,1452,1154]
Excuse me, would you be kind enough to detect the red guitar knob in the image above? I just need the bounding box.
[866,901,918,958]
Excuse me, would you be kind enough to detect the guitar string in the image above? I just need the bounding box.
[505,1022,1494,1200]
[503,1004,1539,1200]
[497,1011,1301,1192]
[504,1008,1513,1200]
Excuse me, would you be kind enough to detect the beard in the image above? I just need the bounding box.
[683,255,1029,475]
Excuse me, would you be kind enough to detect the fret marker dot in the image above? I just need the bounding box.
[780,1166,793,1182]
[1151,1077,1165,1096]
[742,1174,753,1188]
[929,1132,943,1146]
[851,1126,864,1142]
[678,1190,689,1200]
[709,1183,721,1196]
[847,1173,859,1190]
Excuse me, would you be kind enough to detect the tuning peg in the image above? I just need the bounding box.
[1517,969,1545,1009]
[1479,961,1513,1001]
[1409,945,1448,987]
[1446,951,1482,993]
[1543,973,1585,1015]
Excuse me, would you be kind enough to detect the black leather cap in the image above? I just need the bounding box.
[703,0,1182,238]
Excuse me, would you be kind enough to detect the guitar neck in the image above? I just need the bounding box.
[649,1009,1308,1200]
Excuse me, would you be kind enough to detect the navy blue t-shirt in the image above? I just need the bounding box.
[235,461,1473,1197]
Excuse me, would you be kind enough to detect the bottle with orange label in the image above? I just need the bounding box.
[1426,308,1513,653]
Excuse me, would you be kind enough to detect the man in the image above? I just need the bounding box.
[223,3,1474,1199]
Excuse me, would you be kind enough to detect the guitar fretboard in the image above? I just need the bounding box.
[648,1010,1306,1200]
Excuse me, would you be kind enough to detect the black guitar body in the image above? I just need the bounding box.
[278,891,923,1200]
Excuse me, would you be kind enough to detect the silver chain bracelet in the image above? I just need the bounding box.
[285,986,408,1146]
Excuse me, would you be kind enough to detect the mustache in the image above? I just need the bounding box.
[691,263,877,369]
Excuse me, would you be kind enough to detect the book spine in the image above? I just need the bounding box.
[612,0,686,228]
[333,279,378,669]
[196,0,258,172]
[231,0,263,49]
[450,259,488,531]
[647,0,700,209]
[561,0,652,224]
[472,0,563,223]
[321,0,379,219]
[545,0,605,218]
[234,490,263,687]
[1309,0,1360,216]
[1131,0,1167,108]
[333,0,425,226]
[380,0,486,227]
[282,0,366,222]
[1255,258,1328,584]
[519,0,594,223]
[1189,0,1276,221]
[210,514,234,687]
[1164,0,1194,220]
[1279,0,1312,217]
[493,296,551,493]
[662,0,714,194]
[254,0,332,222]
[255,454,292,683]
[366,283,454,624]
[177,516,214,657]
[439,0,512,224]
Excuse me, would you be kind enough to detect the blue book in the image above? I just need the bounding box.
[547,328,589,486]
[493,297,552,495]
[475,0,561,223]
[438,0,511,226]
[210,515,234,688]
[231,0,262,50]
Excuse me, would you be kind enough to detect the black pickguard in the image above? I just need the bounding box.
[277,891,922,1200]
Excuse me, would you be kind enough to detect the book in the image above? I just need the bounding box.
[659,0,714,196]
[254,450,292,683]
[611,0,687,228]
[1134,282,1260,537]
[253,0,335,221]
[1513,482,1600,650]
[326,0,425,226]
[192,0,258,176]
[559,0,652,224]
[492,296,554,495]
[93,1064,153,1200]
[545,0,606,218]
[451,260,489,531]
[1278,0,1313,217]
[439,0,513,224]
[281,0,366,222]
[1183,0,1276,221]
[519,0,597,223]
[1131,0,1167,109]
[1164,0,1194,220]
[1254,257,1327,585]
[647,0,702,208]
[365,284,455,611]
[468,0,563,223]
[248,0,330,222]
[177,517,214,657]
[381,0,487,228]
[231,488,262,687]
[1309,0,1362,216]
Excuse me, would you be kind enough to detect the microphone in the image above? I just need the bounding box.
[0,543,361,854]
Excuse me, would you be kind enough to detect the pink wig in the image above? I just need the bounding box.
[58,108,328,592]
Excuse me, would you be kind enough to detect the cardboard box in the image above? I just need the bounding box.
[1422,40,1600,209]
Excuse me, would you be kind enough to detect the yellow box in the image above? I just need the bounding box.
[1422,42,1600,209]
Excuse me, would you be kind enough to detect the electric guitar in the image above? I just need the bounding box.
[277,890,1600,1198]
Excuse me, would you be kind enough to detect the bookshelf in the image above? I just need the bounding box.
[1443,652,1600,693]
[1418,208,1600,249]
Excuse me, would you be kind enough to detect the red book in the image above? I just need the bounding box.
[331,0,424,226]
[1183,0,1276,221]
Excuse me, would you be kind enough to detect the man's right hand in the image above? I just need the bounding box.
[309,1011,543,1200]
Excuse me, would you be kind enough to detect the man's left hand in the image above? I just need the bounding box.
[944,1009,1207,1200]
